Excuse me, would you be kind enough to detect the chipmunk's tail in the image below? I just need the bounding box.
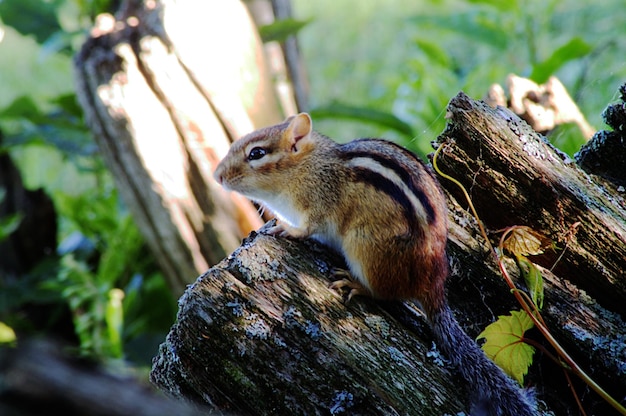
[429,304,537,416]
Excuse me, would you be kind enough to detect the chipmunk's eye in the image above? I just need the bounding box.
[247,147,267,161]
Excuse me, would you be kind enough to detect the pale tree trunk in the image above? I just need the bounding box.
[74,0,293,294]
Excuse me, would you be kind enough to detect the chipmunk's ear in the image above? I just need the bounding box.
[284,113,312,149]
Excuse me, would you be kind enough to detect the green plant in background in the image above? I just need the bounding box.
[42,189,142,359]
[46,189,176,361]
[401,0,603,155]
[259,12,418,141]
[0,0,176,364]
[293,0,626,156]
[0,321,17,345]
[0,189,23,242]
[0,190,20,346]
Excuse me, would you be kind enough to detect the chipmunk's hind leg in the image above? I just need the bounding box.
[329,268,370,302]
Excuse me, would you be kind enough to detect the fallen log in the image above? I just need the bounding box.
[151,91,626,415]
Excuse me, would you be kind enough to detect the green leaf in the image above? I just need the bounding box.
[477,310,536,385]
[549,122,588,157]
[415,38,451,67]
[0,189,24,241]
[105,288,125,358]
[515,254,544,310]
[40,28,78,58]
[0,212,23,242]
[0,321,17,344]
[530,37,592,84]
[0,0,63,44]
[309,102,414,137]
[50,93,84,119]
[258,18,311,43]
[0,96,42,120]
[73,0,117,19]
[467,0,518,12]
[97,214,143,285]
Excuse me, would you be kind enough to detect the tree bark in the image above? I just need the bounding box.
[437,92,626,316]
[74,0,287,294]
[576,83,626,186]
[151,222,467,416]
[151,92,626,415]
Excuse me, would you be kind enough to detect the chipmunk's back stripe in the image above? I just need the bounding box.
[340,145,436,224]
[357,150,436,223]
[351,167,418,230]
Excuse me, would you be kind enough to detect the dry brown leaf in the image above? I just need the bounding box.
[500,226,552,256]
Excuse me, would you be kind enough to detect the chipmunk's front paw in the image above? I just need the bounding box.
[266,221,308,239]
[266,223,289,237]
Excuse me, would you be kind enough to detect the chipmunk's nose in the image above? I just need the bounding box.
[213,165,224,185]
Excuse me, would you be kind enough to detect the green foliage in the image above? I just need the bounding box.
[259,18,311,43]
[0,0,175,366]
[310,102,414,137]
[0,321,17,345]
[466,0,518,11]
[549,122,588,156]
[411,12,510,50]
[36,187,176,360]
[0,0,117,49]
[0,0,64,44]
[0,94,97,159]
[516,254,544,310]
[414,39,450,68]
[295,0,626,156]
[49,190,141,358]
[0,189,23,242]
[477,310,536,385]
[398,0,601,155]
[473,225,552,385]
[530,37,593,84]
[0,0,82,58]
[0,211,22,242]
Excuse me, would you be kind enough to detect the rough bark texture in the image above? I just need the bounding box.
[73,0,286,294]
[576,83,626,186]
[151,223,467,416]
[151,92,626,415]
[437,92,626,316]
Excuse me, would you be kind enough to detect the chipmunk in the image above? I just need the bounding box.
[213,113,537,416]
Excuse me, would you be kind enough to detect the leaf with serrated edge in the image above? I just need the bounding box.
[501,225,551,256]
[477,310,536,385]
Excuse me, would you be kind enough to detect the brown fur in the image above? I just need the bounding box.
[215,113,449,309]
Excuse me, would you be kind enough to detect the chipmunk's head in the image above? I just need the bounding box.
[213,113,315,202]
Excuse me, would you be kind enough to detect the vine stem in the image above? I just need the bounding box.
[432,143,626,415]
